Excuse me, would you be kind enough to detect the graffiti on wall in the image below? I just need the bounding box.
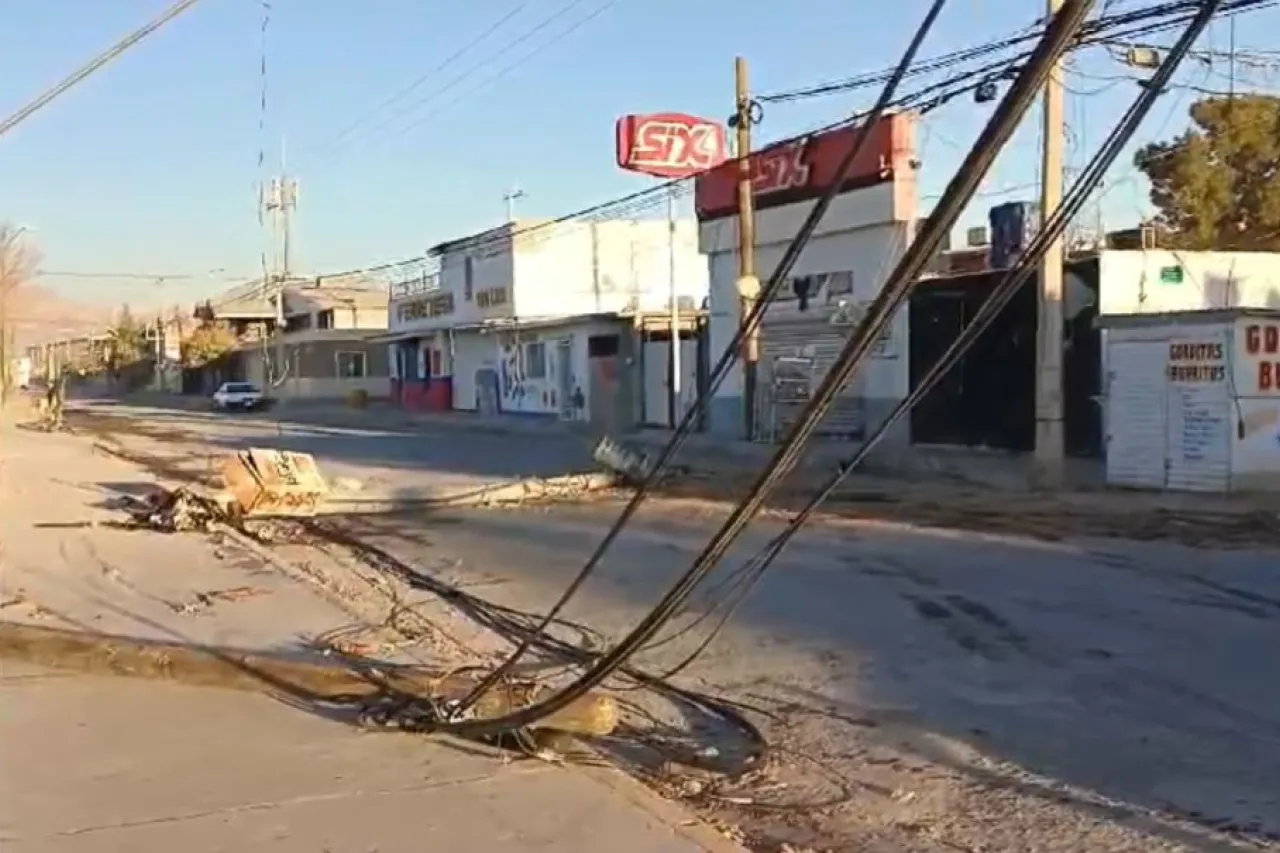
[499,338,528,404]
[496,334,587,417]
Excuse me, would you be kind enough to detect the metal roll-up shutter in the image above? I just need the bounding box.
[759,316,865,442]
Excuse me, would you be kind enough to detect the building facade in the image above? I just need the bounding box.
[384,217,708,426]
[240,283,391,400]
[695,113,919,443]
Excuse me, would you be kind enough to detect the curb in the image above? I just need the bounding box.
[573,761,753,853]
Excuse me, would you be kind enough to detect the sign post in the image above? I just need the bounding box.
[615,112,728,428]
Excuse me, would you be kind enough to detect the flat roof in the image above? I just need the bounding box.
[1095,307,1280,329]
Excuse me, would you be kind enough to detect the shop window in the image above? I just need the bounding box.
[336,351,368,378]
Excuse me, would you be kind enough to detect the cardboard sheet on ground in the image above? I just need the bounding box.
[219,448,329,518]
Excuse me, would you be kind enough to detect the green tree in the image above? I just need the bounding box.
[1134,94,1280,251]
[104,304,149,372]
[180,321,237,368]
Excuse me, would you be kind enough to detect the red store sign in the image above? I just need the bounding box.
[615,113,728,179]
[693,114,909,222]
[1244,321,1280,392]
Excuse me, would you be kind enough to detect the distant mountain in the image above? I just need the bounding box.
[5,284,112,349]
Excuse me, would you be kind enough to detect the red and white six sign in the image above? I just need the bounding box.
[615,113,728,179]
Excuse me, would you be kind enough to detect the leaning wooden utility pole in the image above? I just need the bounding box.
[734,56,760,441]
[1035,0,1067,486]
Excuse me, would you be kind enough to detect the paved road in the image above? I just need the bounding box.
[321,500,1280,853]
[72,399,600,500]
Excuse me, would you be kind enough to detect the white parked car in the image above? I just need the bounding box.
[212,382,265,411]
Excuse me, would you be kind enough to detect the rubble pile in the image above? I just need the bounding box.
[125,486,228,533]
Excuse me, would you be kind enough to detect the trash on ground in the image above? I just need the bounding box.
[124,486,228,533]
[166,585,270,614]
[219,447,329,518]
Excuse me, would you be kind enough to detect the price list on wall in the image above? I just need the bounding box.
[1169,384,1229,463]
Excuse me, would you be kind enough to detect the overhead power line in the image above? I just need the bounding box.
[36,270,242,281]
[319,0,1266,280]
[0,0,206,141]
[755,0,1274,104]
[301,0,615,174]
[311,2,531,160]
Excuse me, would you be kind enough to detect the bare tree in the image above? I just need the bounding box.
[0,224,42,406]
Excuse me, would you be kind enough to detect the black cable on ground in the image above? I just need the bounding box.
[436,0,1095,738]
[305,520,768,774]
[448,0,956,718]
[635,0,1228,682]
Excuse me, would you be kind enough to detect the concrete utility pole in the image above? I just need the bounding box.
[262,152,297,391]
[734,56,761,441]
[1035,0,1067,486]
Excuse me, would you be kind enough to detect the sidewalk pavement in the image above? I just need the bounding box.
[0,419,745,853]
[1,665,737,853]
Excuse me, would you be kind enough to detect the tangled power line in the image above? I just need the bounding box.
[360,0,1224,741]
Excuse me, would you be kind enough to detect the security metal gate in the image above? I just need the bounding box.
[758,317,865,441]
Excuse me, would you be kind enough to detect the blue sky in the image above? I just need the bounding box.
[2,0,1277,310]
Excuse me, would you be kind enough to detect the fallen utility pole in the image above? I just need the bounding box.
[0,0,205,141]
[0,621,619,737]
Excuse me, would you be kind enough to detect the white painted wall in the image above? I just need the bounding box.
[449,318,621,420]
[513,220,707,319]
[702,182,914,402]
[1099,250,1280,316]
[387,219,710,338]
